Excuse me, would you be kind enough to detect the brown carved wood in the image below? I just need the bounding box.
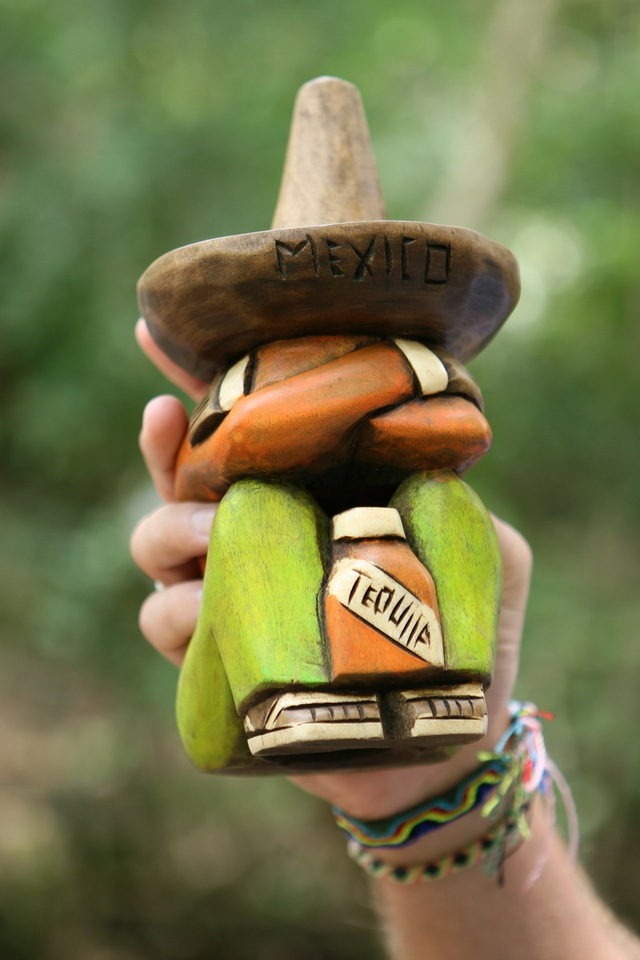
[139,77,516,774]
[271,76,387,228]
[138,78,519,382]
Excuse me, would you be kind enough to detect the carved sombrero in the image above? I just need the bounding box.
[138,77,520,382]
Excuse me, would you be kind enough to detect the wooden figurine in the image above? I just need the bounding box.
[137,77,520,774]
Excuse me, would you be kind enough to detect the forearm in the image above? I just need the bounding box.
[331,705,639,960]
[370,802,639,960]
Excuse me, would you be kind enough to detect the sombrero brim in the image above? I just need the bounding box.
[138,220,520,381]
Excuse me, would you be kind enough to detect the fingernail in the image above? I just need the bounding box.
[191,506,217,539]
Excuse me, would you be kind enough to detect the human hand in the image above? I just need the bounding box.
[131,319,532,819]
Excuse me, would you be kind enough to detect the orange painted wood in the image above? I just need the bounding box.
[355,395,492,475]
[175,341,415,499]
[325,595,432,685]
[326,538,441,686]
[175,436,225,502]
[251,334,377,392]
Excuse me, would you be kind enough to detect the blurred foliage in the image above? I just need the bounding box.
[1,0,639,955]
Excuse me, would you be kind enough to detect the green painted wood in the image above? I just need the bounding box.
[177,478,330,772]
[391,470,501,683]
[176,617,253,773]
[196,478,329,700]
[177,471,499,773]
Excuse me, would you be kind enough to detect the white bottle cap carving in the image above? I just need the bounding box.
[332,507,406,541]
[393,339,448,395]
[218,354,250,410]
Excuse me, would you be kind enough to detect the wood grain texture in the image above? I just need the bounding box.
[244,690,385,758]
[271,76,386,229]
[251,333,376,392]
[175,472,499,773]
[354,394,492,476]
[174,340,417,499]
[194,479,329,713]
[138,221,519,380]
[390,471,502,683]
[138,75,518,381]
[175,339,489,502]
[382,685,487,743]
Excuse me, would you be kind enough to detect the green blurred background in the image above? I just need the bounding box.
[1,0,639,956]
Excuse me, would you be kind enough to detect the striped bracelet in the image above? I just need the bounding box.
[347,799,531,884]
[332,756,509,849]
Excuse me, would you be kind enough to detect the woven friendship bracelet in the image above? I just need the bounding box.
[347,799,531,884]
[332,756,509,849]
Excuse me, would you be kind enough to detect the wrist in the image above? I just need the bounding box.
[334,702,577,884]
[328,703,512,821]
[351,771,527,871]
[335,703,575,890]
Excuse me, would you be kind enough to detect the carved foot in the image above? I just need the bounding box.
[244,683,486,758]
[244,691,384,757]
[383,682,487,746]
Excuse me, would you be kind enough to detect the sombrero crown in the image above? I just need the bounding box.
[138,77,519,382]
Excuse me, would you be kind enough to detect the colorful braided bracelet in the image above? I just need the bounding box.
[347,799,531,884]
[332,757,509,850]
